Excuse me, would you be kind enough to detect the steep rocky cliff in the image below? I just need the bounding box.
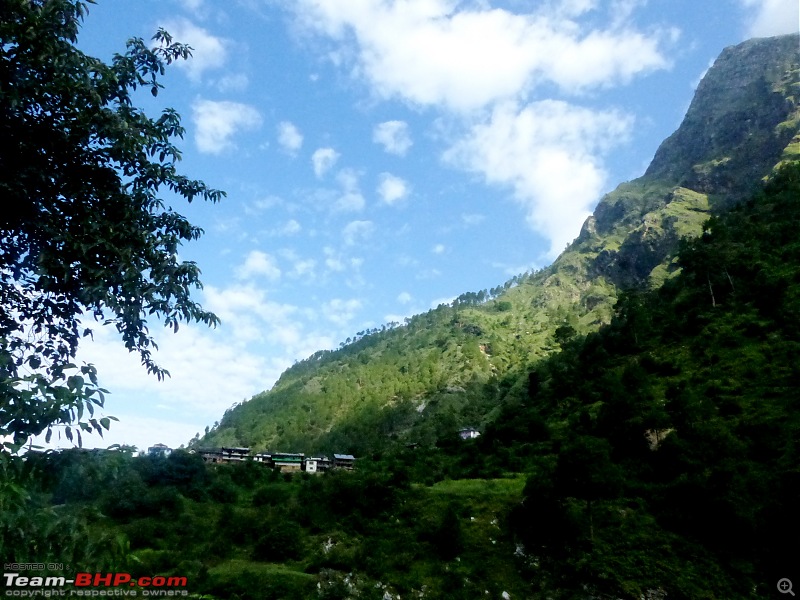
[571,33,799,290]
[646,34,799,196]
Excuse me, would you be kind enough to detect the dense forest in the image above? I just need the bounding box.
[5,163,799,598]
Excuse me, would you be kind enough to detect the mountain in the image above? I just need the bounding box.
[198,33,800,456]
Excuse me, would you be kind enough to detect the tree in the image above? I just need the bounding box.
[0,0,224,451]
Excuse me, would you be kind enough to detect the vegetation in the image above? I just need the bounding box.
[18,448,528,599]
[0,0,220,576]
[494,163,800,598]
[9,163,800,599]
[0,0,222,452]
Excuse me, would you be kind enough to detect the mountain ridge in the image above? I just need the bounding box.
[197,33,800,455]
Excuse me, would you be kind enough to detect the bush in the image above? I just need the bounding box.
[207,474,238,504]
[253,521,303,562]
[253,484,290,507]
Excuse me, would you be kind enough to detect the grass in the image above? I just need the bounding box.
[208,559,313,580]
[424,475,526,498]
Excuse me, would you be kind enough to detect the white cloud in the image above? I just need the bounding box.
[337,193,365,212]
[192,99,262,154]
[444,100,632,257]
[342,220,374,246]
[204,284,295,342]
[416,268,441,280]
[278,219,302,235]
[432,243,445,254]
[236,250,281,281]
[291,258,317,278]
[247,195,284,214]
[377,173,410,205]
[373,121,413,155]
[47,413,204,453]
[397,291,412,304]
[291,1,668,111]
[312,147,341,177]
[430,295,456,308]
[322,298,363,326]
[462,213,485,226]
[323,246,346,272]
[217,73,249,92]
[279,249,317,278]
[160,19,228,82]
[492,260,542,276]
[35,276,350,451]
[277,121,304,154]
[203,284,335,363]
[64,323,272,428]
[334,169,366,211]
[741,0,799,37]
[179,0,205,12]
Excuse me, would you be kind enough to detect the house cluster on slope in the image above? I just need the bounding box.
[197,447,355,474]
[147,428,480,471]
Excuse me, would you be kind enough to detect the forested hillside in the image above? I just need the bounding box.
[491,162,800,597]
[200,33,800,455]
[15,161,800,599]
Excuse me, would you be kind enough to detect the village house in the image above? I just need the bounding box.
[333,453,355,470]
[458,427,481,440]
[253,452,273,467]
[196,447,354,473]
[304,456,332,473]
[198,448,224,463]
[147,443,172,457]
[198,447,251,463]
[271,452,305,473]
[221,447,250,461]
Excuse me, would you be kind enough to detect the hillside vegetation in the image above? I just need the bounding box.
[200,33,800,456]
[13,161,800,599]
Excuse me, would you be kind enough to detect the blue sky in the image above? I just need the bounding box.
[38,0,798,451]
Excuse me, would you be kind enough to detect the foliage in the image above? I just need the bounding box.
[0,450,131,568]
[0,0,223,451]
[21,448,529,599]
[15,165,800,599]
[494,163,800,598]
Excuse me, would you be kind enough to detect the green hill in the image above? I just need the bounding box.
[19,160,800,600]
[199,33,800,457]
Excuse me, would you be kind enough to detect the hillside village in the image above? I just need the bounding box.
[147,443,356,473]
[148,428,481,472]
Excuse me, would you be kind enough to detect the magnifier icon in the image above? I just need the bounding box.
[778,579,795,596]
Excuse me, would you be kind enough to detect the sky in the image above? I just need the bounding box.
[32,0,799,452]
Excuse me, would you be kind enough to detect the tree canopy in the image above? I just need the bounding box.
[0,0,223,451]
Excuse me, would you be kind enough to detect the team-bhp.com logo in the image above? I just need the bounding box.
[3,572,188,597]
